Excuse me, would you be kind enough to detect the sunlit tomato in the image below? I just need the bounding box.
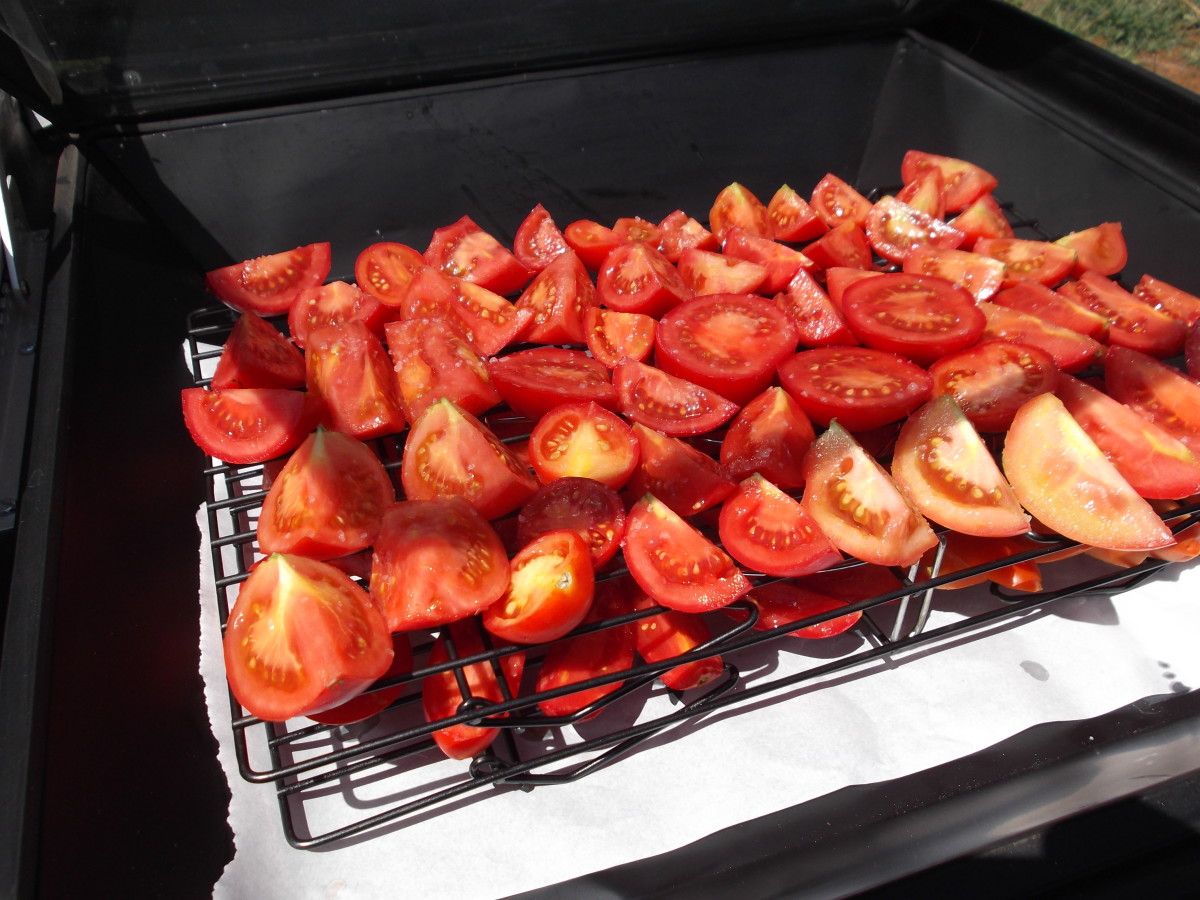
[719,386,816,489]
[655,293,799,405]
[977,300,1105,373]
[513,203,570,272]
[612,216,662,246]
[583,306,657,369]
[801,222,877,271]
[719,474,841,576]
[401,398,538,520]
[810,173,872,229]
[1105,346,1200,457]
[444,281,535,357]
[919,533,1042,593]
[1057,272,1187,357]
[840,273,985,366]
[483,530,594,644]
[623,494,751,612]
[900,150,998,213]
[864,195,966,264]
[597,242,693,318]
[676,248,768,296]
[514,250,597,344]
[383,317,501,423]
[613,358,739,437]
[625,422,735,517]
[305,320,407,439]
[902,246,1005,301]
[355,242,426,308]
[800,422,939,567]
[206,242,332,315]
[657,210,720,263]
[949,193,1014,248]
[564,219,623,271]
[631,592,724,691]
[775,269,857,348]
[307,634,413,726]
[529,401,639,489]
[211,311,306,390]
[896,165,946,219]
[1055,374,1200,500]
[370,496,511,631]
[928,339,1060,434]
[778,346,933,432]
[257,428,395,559]
[1001,392,1174,551]
[1054,222,1127,277]
[709,182,773,240]
[891,395,1030,537]
[974,237,1076,289]
[224,553,393,722]
[424,215,531,295]
[728,581,862,639]
[1150,502,1200,562]
[422,620,525,760]
[992,280,1109,340]
[1133,274,1200,327]
[288,280,390,350]
[517,477,627,567]
[721,227,813,295]
[488,347,618,420]
[181,387,320,464]
[767,184,827,242]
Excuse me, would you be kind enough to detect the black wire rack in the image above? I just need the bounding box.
[184,199,1200,850]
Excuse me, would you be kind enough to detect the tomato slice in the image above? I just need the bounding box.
[977,300,1104,373]
[767,184,827,243]
[949,193,1014,248]
[210,311,306,390]
[801,222,878,271]
[583,306,657,369]
[777,346,933,432]
[181,387,319,464]
[800,422,939,567]
[654,293,799,405]
[515,250,597,344]
[1054,222,1127,277]
[993,280,1109,340]
[1001,392,1174,551]
[721,227,813,295]
[483,530,594,644]
[305,320,407,439]
[288,280,390,351]
[612,216,662,246]
[401,398,538,520]
[1133,274,1200,327]
[623,494,751,613]
[974,237,1077,289]
[1057,272,1187,357]
[529,401,639,489]
[370,496,511,631]
[775,269,857,348]
[928,339,1060,434]
[709,182,774,241]
[1056,374,1200,500]
[719,474,841,576]
[422,620,525,760]
[424,215,531,295]
[719,386,816,489]
[626,422,736,517]
[516,477,627,568]
[631,592,724,691]
[900,150,998,213]
[891,395,1030,537]
[840,272,985,365]
[657,210,720,263]
[355,242,426,308]
[612,358,739,437]
[864,195,966,265]
[513,203,570,272]
[488,347,618,420]
[307,634,413,725]
[224,553,393,722]
[257,428,395,559]
[676,248,768,297]
[902,246,1005,301]
[597,242,693,318]
[729,581,862,639]
[383,317,501,423]
[1105,346,1200,457]
[810,173,872,230]
[206,242,332,315]
[563,219,623,271]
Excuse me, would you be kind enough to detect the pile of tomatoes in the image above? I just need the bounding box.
[184,149,1200,761]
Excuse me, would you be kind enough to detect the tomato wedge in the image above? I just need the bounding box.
[902,246,1005,301]
[900,150,998,213]
[206,242,332,315]
[612,358,739,437]
[383,317,501,423]
[370,497,511,631]
[767,184,827,242]
[729,581,862,639]
[974,237,1076,289]
[709,182,774,240]
[513,203,570,272]
[1105,346,1200,457]
[288,280,390,350]
[949,193,1014,248]
[801,222,877,271]
[864,195,966,264]
[597,242,693,318]
[631,592,724,691]
[1057,272,1186,357]
[1055,222,1127,277]
[424,215,531,295]
[719,474,841,577]
[211,311,306,390]
[528,401,639,490]
[977,300,1105,373]
[564,219,623,271]
[721,228,813,295]
[657,210,719,263]
[775,269,857,348]
[810,173,872,229]
[224,553,393,722]
[483,530,594,644]
[355,242,426,308]
[488,347,618,420]
[1001,392,1174,551]
[515,250,597,344]
[516,477,627,567]
[583,306,657,369]
[612,216,662,246]
[677,248,768,297]
[928,339,1060,434]
[181,387,319,464]
[719,386,816,489]
[896,166,946,219]
[625,422,736,517]
[891,395,1030,537]
[305,320,407,439]
[1133,274,1200,327]
[993,280,1109,341]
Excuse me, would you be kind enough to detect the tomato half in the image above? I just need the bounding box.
[864,195,966,264]
[516,477,627,567]
[767,184,827,243]
[355,242,427,308]
[211,311,306,390]
[729,581,862,639]
[612,358,739,437]
[288,280,390,350]
[899,150,998,213]
[709,182,774,240]
[1055,222,1127,277]
[677,247,768,297]
[529,402,639,489]
[181,387,320,464]
[224,553,393,722]
[384,317,501,423]
[1105,346,1200,457]
[1000,392,1174,551]
[977,300,1105,373]
[654,293,799,405]
[370,496,511,631]
[206,242,332,315]
[623,495,751,612]
[974,237,1076,289]
[719,474,841,576]
[902,246,1005,301]
[1057,272,1187,357]
[257,428,395,560]
[625,422,735,517]
[800,422,939,567]
[810,173,872,229]
[631,592,724,691]
[513,203,570,272]
[424,215,531,295]
[515,249,597,344]
[305,320,407,439]
[657,210,720,263]
[891,395,1030,537]
[597,242,693,318]
[583,306,657,369]
[483,530,595,644]
[928,339,1060,434]
[775,269,857,348]
[488,347,618,420]
[719,386,816,489]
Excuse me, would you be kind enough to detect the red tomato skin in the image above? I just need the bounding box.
[370,497,511,631]
[1057,272,1187,358]
[528,401,639,490]
[768,184,828,243]
[488,347,618,420]
[709,182,774,241]
[1105,346,1200,457]
[1055,222,1127,277]
[626,422,736,517]
[802,222,878,272]
[305,320,407,439]
[288,281,391,350]
[1134,274,1200,327]
[900,151,998,213]
[383,317,501,423]
[676,248,768,297]
[424,215,531,295]
[719,386,815,489]
[517,477,627,568]
[483,530,595,644]
[928,339,1060,434]
[181,387,320,464]
[211,311,306,390]
[897,166,946,219]
[919,533,1043,593]
[718,474,841,577]
[902,246,1005,302]
[974,237,1076,289]
[515,250,597,344]
[597,242,693,318]
[355,242,427,308]
[810,173,872,230]
[206,242,332,315]
[584,306,657,369]
[613,358,739,437]
[977,300,1105,374]
[307,634,414,725]
[658,209,720,263]
[514,203,570,272]
[631,593,724,691]
[864,195,966,264]
[775,269,857,348]
[612,216,662,246]
[729,581,862,639]
[721,227,812,295]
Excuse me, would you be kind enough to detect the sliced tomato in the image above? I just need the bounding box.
[224,553,393,722]
[307,634,414,726]
[1001,392,1174,551]
[928,339,1060,433]
[625,422,736,517]
[709,182,774,240]
[721,227,813,295]
[355,242,427,308]
[401,398,538,520]
[1055,374,1200,500]
[529,401,639,489]
[370,496,511,630]
[919,533,1042,593]
[767,184,827,243]
[515,250,597,344]
[288,280,390,350]
[206,242,332,315]
[864,195,966,265]
[729,581,862,639]
[1105,346,1200,457]
[949,193,1014,248]
[657,210,720,263]
[424,215,531,295]
[305,320,407,439]
[631,592,724,691]
[612,216,662,246]
[483,530,594,644]
[612,358,739,437]
[840,272,985,366]
[181,387,319,464]
[1133,274,1200,327]
[488,347,618,420]
[900,150,998,213]
[896,165,946,219]
[891,395,1030,537]
[210,311,306,390]
[801,222,878,271]
[719,386,816,489]
[583,306,657,369]
[719,474,841,576]
[993,280,1109,340]
[383,317,501,423]
[974,237,1076,289]
[778,346,933,432]
[800,422,939,567]
[623,494,751,613]
[1057,272,1187,357]
[422,620,525,760]
[597,242,693,318]
[516,477,627,568]
[257,428,395,559]
[513,203,570,272]
[444,281,535,356]
[775,269,857,348]
[977,300,1105,373]
[564,219,624,271]
[1055,222,1127,277]
[676,248,768,297]
[810,173,872,229]
[902,246,1005,301]
[654,293,799,405]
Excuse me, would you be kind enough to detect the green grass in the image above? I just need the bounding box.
[1010,0,1199,59]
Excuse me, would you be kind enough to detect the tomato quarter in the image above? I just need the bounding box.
[483,530,595,644]
[529,401,639,489]
[718,474,842,577]
[206,242,332,315]
[211,311,306,390]
[181,387,320,464]
[928,339,1060,434]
